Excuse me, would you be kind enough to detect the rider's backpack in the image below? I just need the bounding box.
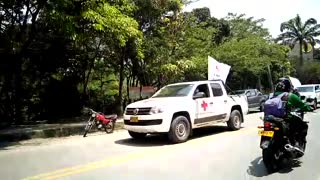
[263,92,288,118]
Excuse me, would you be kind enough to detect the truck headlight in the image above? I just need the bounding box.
[150,106,164,114]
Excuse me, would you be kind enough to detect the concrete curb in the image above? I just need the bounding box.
[0,121,124,142]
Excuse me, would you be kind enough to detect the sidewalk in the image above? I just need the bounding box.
[0,118,124,143]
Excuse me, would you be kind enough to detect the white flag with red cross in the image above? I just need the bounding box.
[208,56,231,83]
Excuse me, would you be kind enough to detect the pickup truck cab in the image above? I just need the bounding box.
[296,84,320,109]
[123,80,248,144]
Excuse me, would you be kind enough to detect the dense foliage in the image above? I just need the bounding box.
[0,0,318,125]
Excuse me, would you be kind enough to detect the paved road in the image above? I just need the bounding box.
[0,111,319,180]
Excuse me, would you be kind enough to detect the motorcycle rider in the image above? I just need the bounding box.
[272,77,313,153]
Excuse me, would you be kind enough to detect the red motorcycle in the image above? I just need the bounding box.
[83,108,118,137]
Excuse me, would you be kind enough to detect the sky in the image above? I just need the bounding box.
[183,0,320,39]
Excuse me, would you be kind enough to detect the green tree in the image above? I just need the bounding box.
[277,14,320,67]
[129,0,185,88]
[212,13,293,90]
[82,0,143,115]
[225,13,270,40]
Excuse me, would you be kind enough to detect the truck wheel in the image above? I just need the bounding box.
[168,116,191,144]
[128,131,147,139]
[227,110,242,130]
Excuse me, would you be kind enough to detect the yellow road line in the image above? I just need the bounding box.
[22,127,257,180]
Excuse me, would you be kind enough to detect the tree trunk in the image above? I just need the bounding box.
[83,39,102,96]
[13,57,23,124]
[297,41,304,77]
[118,56,125,115]
[267,65,274,91]
[118,59,124,115]
[243,74,247,89]
[299,41,304,67]
[139,83,143,99]
[257,75,262,91]
[126,77,130,102]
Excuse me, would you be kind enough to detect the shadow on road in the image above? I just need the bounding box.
[247,157,269,177]
[277,159,302,174]
[247,156,302,177]
[114,125,237,147]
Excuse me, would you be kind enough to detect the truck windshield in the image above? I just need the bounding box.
[297,86,314,92]
[152,84,194,98]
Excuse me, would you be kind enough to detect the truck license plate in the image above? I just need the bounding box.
[258,130,274,137]
[130,116,139,122]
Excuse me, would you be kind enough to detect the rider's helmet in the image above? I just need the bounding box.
[274,77,293,93]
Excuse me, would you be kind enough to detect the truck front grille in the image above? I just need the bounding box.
[125,107,152,115]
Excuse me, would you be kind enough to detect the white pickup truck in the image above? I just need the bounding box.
[123,80,249,143]
[296,84,320,109]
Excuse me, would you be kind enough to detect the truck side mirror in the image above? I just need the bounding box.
[193,92,206,99]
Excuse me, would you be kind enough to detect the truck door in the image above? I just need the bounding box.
[210,82,228,121]
[246,89,258,108]
[193,83,214,125]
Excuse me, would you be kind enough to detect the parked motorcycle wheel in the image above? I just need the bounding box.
[104,121,115,134]
[83,121,95,137]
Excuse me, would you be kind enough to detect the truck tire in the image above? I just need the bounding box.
[227,110,242,130]
[128,131,147,139]
[168,116,191,144]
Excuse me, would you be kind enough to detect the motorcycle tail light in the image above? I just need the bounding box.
[264,122,272,129]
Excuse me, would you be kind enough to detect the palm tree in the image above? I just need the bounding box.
[277,14,320,66]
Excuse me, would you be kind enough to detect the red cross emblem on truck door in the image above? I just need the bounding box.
[201,100,208,111]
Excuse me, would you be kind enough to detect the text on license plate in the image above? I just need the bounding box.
[258,130,274,137]
[130,116,139,122]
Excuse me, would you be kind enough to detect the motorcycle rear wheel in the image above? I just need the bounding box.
[262,147,279,173]
[105,121,115,134]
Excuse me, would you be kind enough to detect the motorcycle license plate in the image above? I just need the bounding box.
[258,130,274,137]
[130,116,139,122]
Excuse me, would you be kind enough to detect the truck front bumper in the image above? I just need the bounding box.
[123,114,171,133]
